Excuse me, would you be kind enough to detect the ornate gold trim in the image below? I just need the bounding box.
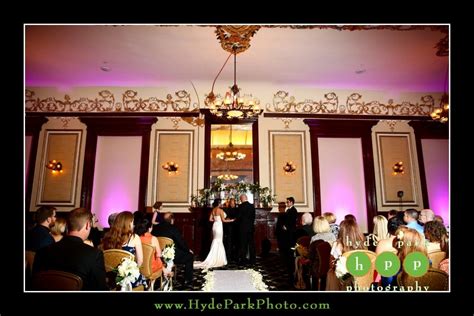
[265,91,435,117]
[25,89,198,113]
[215,26,261,54]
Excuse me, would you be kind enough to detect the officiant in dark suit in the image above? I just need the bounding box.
[223,198,239,261]
[237,194,256,264]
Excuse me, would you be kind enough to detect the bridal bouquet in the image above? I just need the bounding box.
[114,256,140,290]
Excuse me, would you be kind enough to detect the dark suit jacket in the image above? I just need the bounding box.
[33,235,107,291]
[237,201,256,233]
[152,222,190,253]
[286,206,298,233]
[26,225,55,252]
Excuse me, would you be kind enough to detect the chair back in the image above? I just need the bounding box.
[25,250,36,275]
[32,270,83,290]
[397,268,448,290]
[342,249,377,290]
[428,251,447,269]
[310,240,332,278]
[140,243,155,277]
[158,236,175,251]
[103,249,135,272]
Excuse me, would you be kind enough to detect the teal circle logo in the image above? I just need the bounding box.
[403,252,429,277]
[346,251,371,276]
[375,251,400,277]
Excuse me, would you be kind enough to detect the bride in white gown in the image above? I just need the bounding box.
[194,199,235,269]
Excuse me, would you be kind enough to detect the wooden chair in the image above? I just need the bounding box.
[342,250,377,291]
[428,251,447,269]
[25,250,36,275]
[397,268,448,290]
[103,249,144,291]
[140,243,163,291]
[308,240,331,290]
[157,236,177,282]
[32,270,83,291]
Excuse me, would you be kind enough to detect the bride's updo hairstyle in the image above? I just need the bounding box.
[212,199,221,208]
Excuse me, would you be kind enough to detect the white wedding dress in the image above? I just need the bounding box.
[194,214,227,269]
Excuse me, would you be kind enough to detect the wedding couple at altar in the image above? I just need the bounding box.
[194,194,256,269]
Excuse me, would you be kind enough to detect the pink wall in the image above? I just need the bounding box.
[25,136,32,190]
[318,138,368,233]
[91,136,142,229]
[421,139,449,227]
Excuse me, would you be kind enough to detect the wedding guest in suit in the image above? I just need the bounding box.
[294,212,315,240]
[26,206,57,252]
[387,209,398,220]
[33,208,107,291]
[237,194,256,264]
[154,212,194,285]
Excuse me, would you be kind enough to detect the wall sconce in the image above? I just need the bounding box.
[162,161,179,175]
[283,161,297,174]
[46,160,63,174]
[392,161,405,175]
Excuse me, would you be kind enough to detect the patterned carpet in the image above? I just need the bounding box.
[167,252,295,291]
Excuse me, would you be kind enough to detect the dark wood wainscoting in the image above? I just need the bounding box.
[172,208,279,258]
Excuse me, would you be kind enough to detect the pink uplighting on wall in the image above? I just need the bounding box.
[421,139,449,227]
[91,136,142,229]
[318,138,368,233]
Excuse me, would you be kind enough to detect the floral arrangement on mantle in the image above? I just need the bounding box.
[191,179,276,208]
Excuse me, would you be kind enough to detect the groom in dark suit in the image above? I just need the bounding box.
[237,194,256,264]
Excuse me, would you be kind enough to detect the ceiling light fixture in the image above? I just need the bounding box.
[216,125,246,161]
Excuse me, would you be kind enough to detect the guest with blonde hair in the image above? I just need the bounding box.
[367,215,390,251]
[322,212,339,239]
[310,216,336,245]
[50,217,67,242]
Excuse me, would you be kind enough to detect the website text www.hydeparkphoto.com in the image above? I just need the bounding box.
[154,297,330,311]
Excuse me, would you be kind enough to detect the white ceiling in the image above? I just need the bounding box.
[25,25,449,93]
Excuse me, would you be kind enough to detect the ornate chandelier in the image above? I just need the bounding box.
[430,93,449,123]
[205,26,262,120]
[217,173,238,181]
[216,125,246,161]
[431,65,449,123]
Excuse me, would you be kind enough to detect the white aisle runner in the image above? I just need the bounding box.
[202,269,268,292]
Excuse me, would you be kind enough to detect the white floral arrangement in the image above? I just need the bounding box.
[114,256,140,287]
[245,269,269,291]
[335,256,352,281]
[202,270,215,291]
[162,244,175,262]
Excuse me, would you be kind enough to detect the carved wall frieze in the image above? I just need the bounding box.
[266,91,435,117]
[26,89,198,113]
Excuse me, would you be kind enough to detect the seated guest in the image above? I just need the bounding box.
[85,213,101,247]
[366,215,390,252]
[419,208,435,225]
[310,216,336,246]
[424,220,448,253]
[134,216,164,274]
[344,214,357,222]
[294,212,315,240]
[26,206,57,252]
[375,216,404,287]
[387,209,398,220]
[102,211,147,288]
[403,209,424,236]
[323,212,339,239]
[50,216,67,242]
[33,208,107,291]
[153,212,194,286]
[394,226,428,285]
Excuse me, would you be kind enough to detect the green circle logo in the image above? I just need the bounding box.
[403,252,429,277]
[375,251,400,277]
[346,251,371,276]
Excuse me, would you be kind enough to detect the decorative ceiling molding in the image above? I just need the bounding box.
[209,24,449,57]
[265,90,436,117]
[25,89,198,113]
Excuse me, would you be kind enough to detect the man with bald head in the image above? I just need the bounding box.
[419,209,435,225]
[237,194,256,264]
